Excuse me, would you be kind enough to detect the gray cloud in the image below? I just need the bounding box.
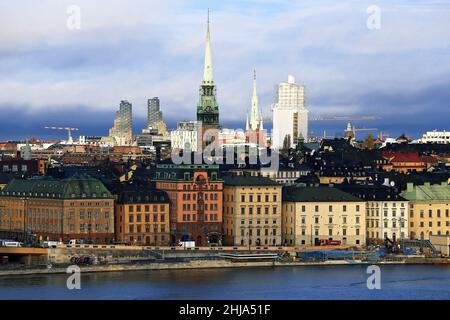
[0,0,449,136]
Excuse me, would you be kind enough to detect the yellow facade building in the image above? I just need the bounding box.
[282,185,366,246]
[222,174,282,246]
[401,182,450,240]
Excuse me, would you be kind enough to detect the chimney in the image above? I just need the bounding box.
[406,183,414,193]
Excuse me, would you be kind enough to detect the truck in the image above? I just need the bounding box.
[178,241,195,248]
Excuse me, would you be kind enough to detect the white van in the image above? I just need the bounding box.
[43,241,62,248]
[3,241,23,248]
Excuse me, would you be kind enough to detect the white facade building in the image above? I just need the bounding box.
[271,75,308,149]
[419,130,450,144]
[170,121,201,152]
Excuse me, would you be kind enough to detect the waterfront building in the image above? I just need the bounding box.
[0,175,114,243]
[222,173,282,246]
[419,130,450,144]
[271,75,308,149]
[337,184,409,243]
[282,184,366,246]
[114,189,170,245]
[401,182,450,240]
[196,11,220,151]
[107,100,133,146]
[154,163,223,245]
[170,121,202,152]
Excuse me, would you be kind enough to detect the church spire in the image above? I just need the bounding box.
[250,69,260,130]
[246,111,250,131]
[203,9,213,84]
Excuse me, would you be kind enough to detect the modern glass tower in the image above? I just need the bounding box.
[147,97,162,128]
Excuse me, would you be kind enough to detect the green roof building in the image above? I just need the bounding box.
[400,182,450,240]
[0,175,115,243]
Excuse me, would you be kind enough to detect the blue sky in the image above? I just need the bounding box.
[0,0,449,140]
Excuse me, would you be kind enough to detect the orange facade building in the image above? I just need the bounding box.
[115,189,170,245]
[154,164,223,245]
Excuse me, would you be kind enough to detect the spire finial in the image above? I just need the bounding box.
[202,9,213,84]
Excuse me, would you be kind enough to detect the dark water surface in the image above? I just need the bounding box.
[0,265,449,300]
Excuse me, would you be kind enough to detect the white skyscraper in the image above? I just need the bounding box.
[271,75,308,149]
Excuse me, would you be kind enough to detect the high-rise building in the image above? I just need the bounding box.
[197,10,219,150]
[108,100,133,146]
[147,97,166,129]
[271,75,308,149]
[147,97,162,128]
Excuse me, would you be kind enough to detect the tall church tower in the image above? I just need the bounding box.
[197,9,219,150]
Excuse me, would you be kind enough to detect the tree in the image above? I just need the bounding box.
[282,134,291,155]
[362,133,375,150]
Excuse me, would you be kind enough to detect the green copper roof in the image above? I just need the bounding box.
[0,174,113,199]
[401,183,450,202]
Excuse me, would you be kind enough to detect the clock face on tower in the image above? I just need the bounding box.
[205,106,212,112]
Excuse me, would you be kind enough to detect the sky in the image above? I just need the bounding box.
[0,0,450,140]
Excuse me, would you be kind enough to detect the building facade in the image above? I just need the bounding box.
[337,184,409,243]
[154,164,223,245]
[420,130,450,144]
[115,189,170,245]
[222,174,282,246]
[282,185,366,246]
[272,75,308,149]
[0,175,114,243]
[401,182,450,240]
[170,121,201,152]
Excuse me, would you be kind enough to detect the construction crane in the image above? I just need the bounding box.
[262,115,380,122]
[344,123,377,140]
[44,126,79,144]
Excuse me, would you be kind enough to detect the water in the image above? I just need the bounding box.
[0,265,449,300]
